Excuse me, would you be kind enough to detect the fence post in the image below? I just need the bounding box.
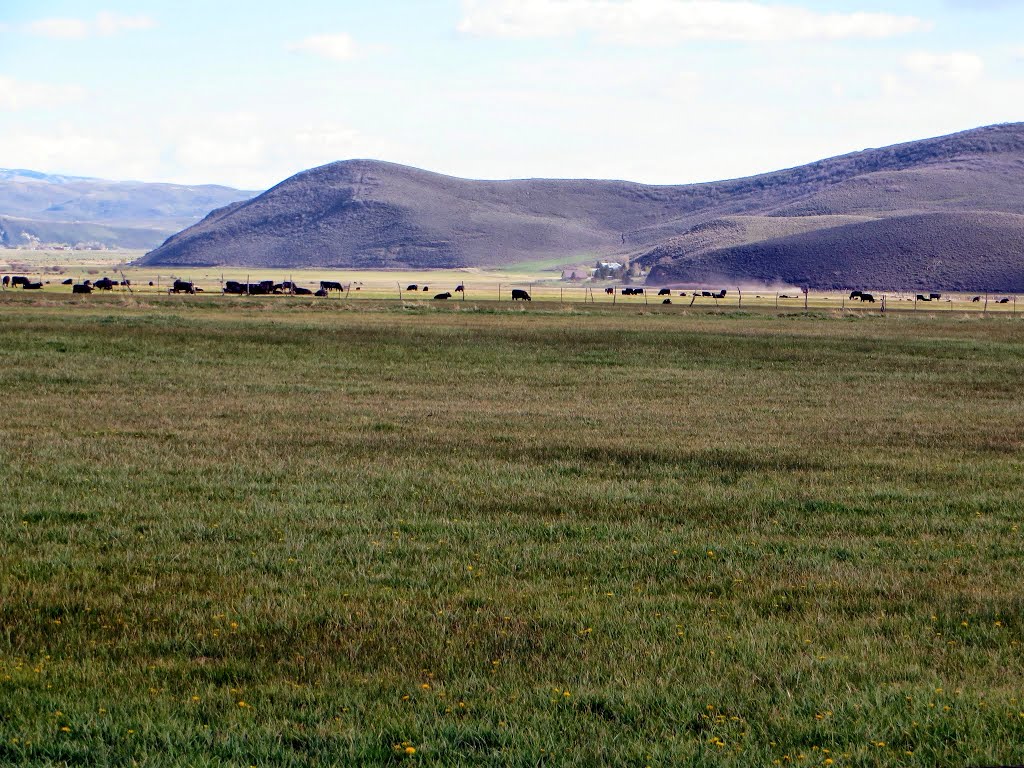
[397,282,403,302]
[497,283,501,302]
[775,292,778,309]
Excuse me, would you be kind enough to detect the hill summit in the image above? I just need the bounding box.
[139,124,1024,291]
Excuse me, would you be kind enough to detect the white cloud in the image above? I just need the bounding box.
[0,75,85,111]
[287,33,359,61]
[27,13,154,40]
[457,0,931,43]
[903,51,985,84]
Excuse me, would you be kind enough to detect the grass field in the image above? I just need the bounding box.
[1,293,1023,766]
[3,249,1023,315]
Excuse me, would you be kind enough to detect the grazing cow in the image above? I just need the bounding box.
[433,292,452,300]
[407,284,418,291]
[622,288,644,296]
[314,288,328,297]
[170,279,195,294]
[293,286,313,295]
[61,278,73,285]
[998,298,1011,304]
[455,285,464,292]
[604,287,614,295]
[148,281,154,287]
[72,284,93,294]
[11,276,30,287]
[701,291,712,297]
[662,298,672,305]
[849,290,863,300]
[1,276,8,287]
[95,277,116,291]
[861,293,876,303]
[930,293,941,300]
[224,281,245,294]
[422,286,429,292]
[678,292,687,297]
[511,289,531,301]
[658,288,671,296]
[22,282,43,290]
[916,294,930,301]
[321,280,344,292]
[714,290,727,299]
[972,296,981,302]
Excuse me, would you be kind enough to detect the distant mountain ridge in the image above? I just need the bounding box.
[0,170,258,250]
[139,124,1024,290]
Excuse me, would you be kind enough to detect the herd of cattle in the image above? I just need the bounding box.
[1,274,1018,307]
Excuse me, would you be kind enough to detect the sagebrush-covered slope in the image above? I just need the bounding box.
[140,124,1024,290]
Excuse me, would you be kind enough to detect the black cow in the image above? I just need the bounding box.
[998,298,1011,304]
[916,294,930,301]
[94,277,116,291]
[662,298,672,305]
[434,292,452,300]
[61,278,73,285]
[224,281,244,294]
[293,286,313,295]
[930,293,941,300]
[714,290,727,299]
[622,288,644,296]
[170,280,195,294]
[407,284,418,291]
[455,285,464,292]
[321,280,344,292]
[604,287,614,295]
[972,296,981,302]
[849,290,863,299]
[422,286,429,292]
[22,282,43,290]
[678,292,687,297]
[72,284,93,294]
[314,288,328,297]
[861,293,876,303]
[511,289,531,301]
[701,291,712,297]
[11,276,30,287]
[658,288,671,296]
[1,276,8,287]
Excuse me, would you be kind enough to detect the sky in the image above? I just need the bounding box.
[0,0,1022,190]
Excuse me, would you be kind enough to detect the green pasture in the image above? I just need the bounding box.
[0,294,1022,766]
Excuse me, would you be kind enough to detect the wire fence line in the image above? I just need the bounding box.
[2,272,1021,314]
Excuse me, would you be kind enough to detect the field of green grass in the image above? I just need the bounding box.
[1,294,1022,766]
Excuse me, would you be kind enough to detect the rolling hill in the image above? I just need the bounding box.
[138,124,1024,290]
[0,170,257,250]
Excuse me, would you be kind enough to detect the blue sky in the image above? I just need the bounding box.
[1,1,1022,188]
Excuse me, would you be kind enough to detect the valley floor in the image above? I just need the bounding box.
[0,297,1022,766]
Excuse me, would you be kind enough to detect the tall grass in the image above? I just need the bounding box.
[1,295,1022,766]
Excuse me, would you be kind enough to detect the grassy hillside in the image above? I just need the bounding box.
[1,295,1022,766]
